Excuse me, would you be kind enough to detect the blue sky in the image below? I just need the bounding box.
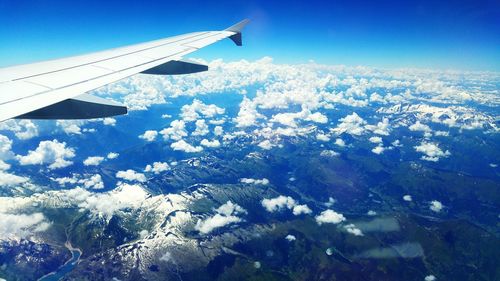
[0,0,498,70]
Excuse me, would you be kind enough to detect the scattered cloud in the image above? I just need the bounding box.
[292,204,312,215]
[414,142,450,162]
[335,138,346,147]
[139,130,158,142]
[344,224,364,236]
[371,145,386,155]
[320,150,339,157]
[170,140,203,153]
[425,275,437,281]
[107,152,119,159]
[0,171,29,186]
[103,118,116,126]
[192,119,210,136]
[83,156,105,166]
[262,196,296,212]
[16,139,75,169]
[315,210,346,225]
[180,99,225,122]
[200,139,221,148]
[258,140,273,150]
[144,162,170,174]
[240,178,269,185]
[316,133,330,142]
[331,112,366,136]
[0,120,39,140]
[262,195,312,217]
[429,200,443,213]
[0,212,50,240]
[160,120,188,141]
[195,201,246,234]
[116,170,147,183]
[369,136,382,144]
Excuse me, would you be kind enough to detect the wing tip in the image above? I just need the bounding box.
[225,19,250,33]
[225,19,250,46]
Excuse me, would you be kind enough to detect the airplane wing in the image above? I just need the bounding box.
[0,19,250,122]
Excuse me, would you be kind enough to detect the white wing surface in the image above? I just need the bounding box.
[0,19,249,121]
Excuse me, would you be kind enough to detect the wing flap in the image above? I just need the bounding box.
[16,93,127,119]
[141,59,208,75]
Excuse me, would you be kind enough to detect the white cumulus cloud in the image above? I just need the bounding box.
[16,139,75,169]
[116,169,147,182]
[315,210,346,225]
[170,140,203,153]
[83,156,105,166]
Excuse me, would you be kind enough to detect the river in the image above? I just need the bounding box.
[38,242,82,281]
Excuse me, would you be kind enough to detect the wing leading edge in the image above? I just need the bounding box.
[0,19,250,122]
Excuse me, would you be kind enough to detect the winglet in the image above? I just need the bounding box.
[225,19,250,46]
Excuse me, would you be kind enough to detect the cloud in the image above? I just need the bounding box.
[234,96,263,128]
[316,133,330,142]
[262,196,296,212]
[240,178,269,185]
[170,140,203,153]
[371,145,385,155]
[200,139,221,148]
[409,121,431,133]
[285,234,296,242]
[0,161,9,171]
[320,150,339,157]
[144,162,170,174]
[365,118,391,136]
[261,195,311,216]
[192,119,210,136]
[83,156,105,166]
[160,120,188,141]
[81,174,104,189]
[107,152,119,159]
[414,142,450,162]
[180,99,225,122]
[195,201,246,234]
[315,210,346,225]
[0,120,39,140]
[116,170,147,183]
[0,171,30,187]
[425,275,437,281]
[139,130,158,142]
[344,224,364,236]
[77,183,149,219]
[0,212,50,240]
[331,113,367,136]
[53,174,104,189]
[429,200,443,212]
[258,140,273,150]
[103,118,116,126]
[16,139,75,169]
[369,136,382,144]
[292,204,312,215]
[56,120,84,135]
[335,138,346,147]
[403,195,412,202]
[214,126,224,136]
[0,134,14,161]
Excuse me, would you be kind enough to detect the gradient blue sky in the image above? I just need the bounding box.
[0,0,498,70]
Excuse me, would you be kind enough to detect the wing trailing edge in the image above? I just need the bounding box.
[15,94,127,120]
